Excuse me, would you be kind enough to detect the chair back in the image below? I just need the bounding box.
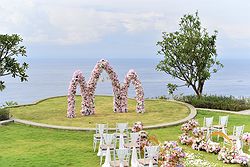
[116,123,128,133]
[203,117,213,128]
[219,116,228,127]
[233,125,244,138]
[96,124,108,135]
[144,146,160,159]
[114,148,130,165]
[103,134,116,145]
[130,132,140,144]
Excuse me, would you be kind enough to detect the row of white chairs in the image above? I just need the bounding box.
[93,123,129,152]
[202,116,245,143]
[93,123,160,166]
[102,145,160,167]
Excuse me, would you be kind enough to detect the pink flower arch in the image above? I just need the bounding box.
[120,69,144,113]
[67,59,145,117]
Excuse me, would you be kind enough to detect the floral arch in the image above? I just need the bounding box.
[67,59,144,118]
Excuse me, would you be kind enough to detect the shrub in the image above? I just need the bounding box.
[0,108,10,121]
[175,95,250,111]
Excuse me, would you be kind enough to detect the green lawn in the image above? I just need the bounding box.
[9,96,190,128]
[0,110,249,167]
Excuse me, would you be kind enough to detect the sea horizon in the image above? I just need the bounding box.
[1,57,250,105]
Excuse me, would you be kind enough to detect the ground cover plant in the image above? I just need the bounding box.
[8,96,190,128]
[175,95,250,111]
[0,110,249,166]
[0,108,9,121]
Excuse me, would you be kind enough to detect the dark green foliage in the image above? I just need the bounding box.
[176,95,250,111]
[0,108,10,121]
[0,34,28,91]
[2,101,18,107]
[156,12,223,97]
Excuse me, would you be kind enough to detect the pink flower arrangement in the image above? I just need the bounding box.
[235,155,249,166]
[159,141,186,167]
[180,119,199,132]
[179,119,199,145]
[192,127,205,138]
[131,121,143,132]
[205,141,221,154]
[179,133,193,145]
[191,138,207,151]
[218,146,240,164]
[242,133,250,145]
[138,130,150,150]
[67,59,145,117]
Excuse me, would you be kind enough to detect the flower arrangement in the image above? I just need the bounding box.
[138,130,150,150]
[242,133,250,145]
[218,146,240,164]
[205,141,221,154]
[235,155,249,166]
[179,133,193,145]
[67,59,145,117]
[192,127,205,138]
[179,119,199,145]
[159,141,186,167]
[131,121,143,132]
[191,138,207,151]
[181,119,199,132]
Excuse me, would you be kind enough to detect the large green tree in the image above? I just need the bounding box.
[0,34,28,91]
[156,12,223,97]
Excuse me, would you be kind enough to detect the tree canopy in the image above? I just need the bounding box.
[0,34,28,91]
[156,12,223,97]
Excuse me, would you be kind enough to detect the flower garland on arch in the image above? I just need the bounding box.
[67,70,87,118]
[67,59,145,117]
[121,69,145,113]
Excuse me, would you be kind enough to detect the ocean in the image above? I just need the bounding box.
[1,58,250,105]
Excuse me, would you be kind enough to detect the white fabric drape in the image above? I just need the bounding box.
[117,123,127,133]
[119,134,124,149]
[146,146,159,167]
[97,137,104,156]
[131,147,139,167]
[116,148,128,167]
[102,147,111,167]
[97,125,105,156]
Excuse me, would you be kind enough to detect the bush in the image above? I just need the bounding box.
[175,95,250,111]
[0,108,10,121]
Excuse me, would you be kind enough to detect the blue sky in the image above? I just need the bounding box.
[0,0,250,59]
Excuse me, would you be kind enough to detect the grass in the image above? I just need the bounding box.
[9,96,190,128]
[0,110,249,167]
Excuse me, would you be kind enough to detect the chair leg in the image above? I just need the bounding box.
[138,148,141,159]
[93,139,97,152]
[100,155,103,165]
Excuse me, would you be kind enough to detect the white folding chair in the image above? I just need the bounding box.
[212,116,229,141]
[138,146,160,167]
[224,125,245,147]
[110,148,130,167]
[93,123,108,152]
[116,123,129,148]
[124,132,141,158]
[230,125,245,141]
[100,133,116,165]
[202,117,213,139]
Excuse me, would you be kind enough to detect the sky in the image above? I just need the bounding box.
[0,0,250,59]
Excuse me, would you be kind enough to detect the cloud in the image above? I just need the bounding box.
[0,1,172,45]
[0,0,249,59]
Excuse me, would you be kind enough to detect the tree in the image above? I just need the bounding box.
[156,12,223,97]
[0,34,28,91]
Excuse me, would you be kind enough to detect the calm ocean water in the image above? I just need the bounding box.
[1,58,250,105]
